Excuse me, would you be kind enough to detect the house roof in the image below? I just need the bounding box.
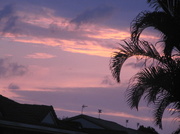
[0,95,57,125]
[66,115,151,134]
[66,114,127,131]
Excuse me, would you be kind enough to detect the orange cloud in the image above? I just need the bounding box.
[60,40,114,57]
[11,36,115,57]
[86,27,130,40]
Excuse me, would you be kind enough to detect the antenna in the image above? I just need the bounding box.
[98,109,102,119]
[126,119,129,128]
[81,105,88,114]
[137,123,140,129]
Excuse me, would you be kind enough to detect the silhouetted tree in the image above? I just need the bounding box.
[138,125,159,134]
[110,1,180,133]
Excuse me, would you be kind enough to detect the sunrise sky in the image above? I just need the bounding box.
[0,0,178,134]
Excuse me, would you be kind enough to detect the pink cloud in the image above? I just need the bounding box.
[55,107,176,123]
[26,53,56,59]
[0,4,160,59]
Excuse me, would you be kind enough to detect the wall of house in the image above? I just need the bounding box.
[0,120,86,134]
[0,127,47,134]
[42,112,56,125]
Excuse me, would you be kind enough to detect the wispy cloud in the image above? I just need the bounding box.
[8,83,20,90]
[26,53,56,59]
[103,111,153,121]
[55,107,80,114]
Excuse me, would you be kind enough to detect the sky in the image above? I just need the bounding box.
[0,0,179,134]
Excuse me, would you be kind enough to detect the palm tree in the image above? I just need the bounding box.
[110,0,180,132]
[131,0,180,57]
[110,40,180,129]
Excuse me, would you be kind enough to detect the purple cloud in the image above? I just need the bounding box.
[70,5,115,26]
[0,4,14,19]
[0,57,28,78]
[0,4,19,34]
[8,83,20,90]
[101,75,115,86]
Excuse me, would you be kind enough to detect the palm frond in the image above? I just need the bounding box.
[153,96,180,129]
[147,0,180,17]
[125,61,180,128]
[147,0,162,11]
[126,83,146,110]
[110,40,161,82]
[126,66,168,109]
[153,95,173,129]
[131,11,171,42]
[110,52,128,82]
[131,10,180,55]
